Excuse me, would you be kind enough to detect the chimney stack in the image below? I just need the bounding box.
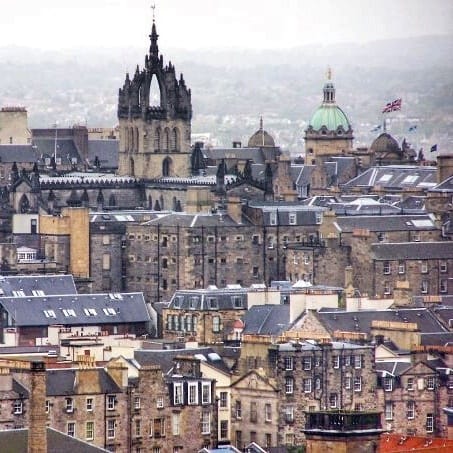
[28,361,47,453]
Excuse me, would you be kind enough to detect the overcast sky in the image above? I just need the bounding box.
[1,0,452,50]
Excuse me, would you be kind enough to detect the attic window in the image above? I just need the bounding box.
[289,212,297,225]
[207,297,218,309]
[103,308,117,316]
[232,296,243,308]
[84,308,98,317]
[43,310,56,318]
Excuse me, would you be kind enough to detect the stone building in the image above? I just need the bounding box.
[229,369,279,450]
[0,107,31,145]
[117,20,192,179]
[45,367,127,451]
[371,242,453,298]
[376,358,452,438]
[131,353,218,452]
[162,287,248,344]
[232,338,376,448]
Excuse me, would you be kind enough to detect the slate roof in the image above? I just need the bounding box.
[33,138,82,166]
[242,304,290,335]
[372,242,453,260]
[335,214,437,233]
[432,308,453,329]
[46,368,122,396]
[87,139,119,169]
[168,288,248,311]
[134,347,231,375]
[0,144,38,163]
[375,361,412,377]
[0,427,109,453]
[203,147,266,164]
[420,332,453,346]
[316,308,447,335]
[0,275,77,297]
[142,212,244,227]
[0,292,150,327]
[294,165,314,187]
[342,165,437,190]
[429,174,453,192]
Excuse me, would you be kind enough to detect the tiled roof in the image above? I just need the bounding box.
[168,288,247,311]
[0,292,150,326]
[0,275,77,297]
[46,368,122,396]
[316,308,447,335]
[372,241,453,260]
[242,304,290,335]
[335,214,437,233]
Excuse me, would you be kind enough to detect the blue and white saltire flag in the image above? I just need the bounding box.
[408,125,417,132]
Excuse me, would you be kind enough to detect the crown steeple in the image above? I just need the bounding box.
[149,6,159,61]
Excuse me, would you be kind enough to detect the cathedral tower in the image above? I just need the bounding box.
[117,17,192,178]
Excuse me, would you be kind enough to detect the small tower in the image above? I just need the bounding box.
[305,68,353,160]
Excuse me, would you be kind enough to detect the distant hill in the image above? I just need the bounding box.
[0,34,452,153]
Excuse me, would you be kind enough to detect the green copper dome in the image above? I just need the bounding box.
[309,104,351,131]
[308,78,351,132]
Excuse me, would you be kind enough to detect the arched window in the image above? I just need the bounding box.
[164,128,170,151]
[171,128,179,151]
[154,127,161,152]
[19,194,30,213]
[162,157,172,177]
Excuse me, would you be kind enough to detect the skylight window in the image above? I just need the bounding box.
[43,310,56,318]
[84,308,98,316]
[402,175,418,184]
[62,309,76,317]
[12,290,25,297]
[32,290,45,297]
[378,174,392,183]
[103,308,117,316]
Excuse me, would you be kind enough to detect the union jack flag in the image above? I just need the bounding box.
[382,98,402,113]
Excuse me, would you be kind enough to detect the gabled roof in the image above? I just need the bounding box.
[0,292,150,326]
[316,308,447,335]
[242,304,290,335]
[0,275,77,297]
[46,368,122,396]
[372,241,453,260]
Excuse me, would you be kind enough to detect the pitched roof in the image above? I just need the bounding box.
[0,427,109,453]
[316,308,447,335]
[0,292,150,326]
[242,304,290,335]
[0,145,38,163]
[33,138,82,165]
[335,215,437,233]
[0,275,77,297]
[372,242,453,260]
[46,368,122,396]
[342,165,437,190]
[87,140,119,169]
